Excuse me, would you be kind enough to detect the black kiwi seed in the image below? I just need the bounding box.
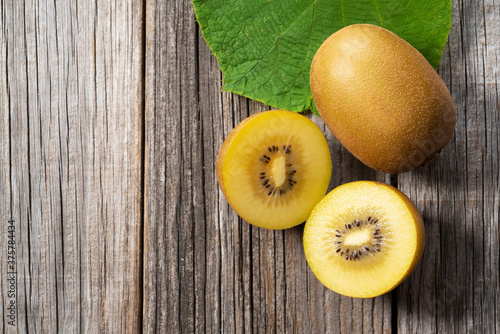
[333,216,384,261]
[259,143,298,197]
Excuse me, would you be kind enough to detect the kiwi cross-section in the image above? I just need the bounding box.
[216,110,332,229]
[303,181,425,298]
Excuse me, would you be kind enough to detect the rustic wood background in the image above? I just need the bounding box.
[1,0,498,333]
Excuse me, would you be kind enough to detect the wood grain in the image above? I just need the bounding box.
[1,0,499,333]
[0,0,143,332]
[398,0,500,333]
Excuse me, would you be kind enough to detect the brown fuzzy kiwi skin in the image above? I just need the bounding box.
[310,24,456,174]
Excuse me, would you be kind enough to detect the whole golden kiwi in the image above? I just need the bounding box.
[310,24,456,174]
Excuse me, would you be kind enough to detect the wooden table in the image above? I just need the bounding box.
[1,0,498,333]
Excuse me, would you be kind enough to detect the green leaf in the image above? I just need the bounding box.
[193,0,452,114]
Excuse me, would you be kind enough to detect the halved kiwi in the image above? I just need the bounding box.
[216,110,332,229]
[303,181,425,298]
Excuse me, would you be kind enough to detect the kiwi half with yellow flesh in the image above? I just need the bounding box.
[216,110,332,229]
[303,181,425,298]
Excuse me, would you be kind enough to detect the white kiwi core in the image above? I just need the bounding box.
[343,230,372,246]
[271,155,287,187]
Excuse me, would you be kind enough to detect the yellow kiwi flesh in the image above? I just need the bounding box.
[310,24,456,173]
[303,181,425,298]
[216,110,332,229]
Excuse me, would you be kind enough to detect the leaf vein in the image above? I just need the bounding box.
[230,0,318,89]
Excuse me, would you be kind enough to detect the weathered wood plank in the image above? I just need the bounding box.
[0,0,143,332]
[2,0,497,332]
[144,1,392,332]
[398,0,500,333]
[143,0,200,332]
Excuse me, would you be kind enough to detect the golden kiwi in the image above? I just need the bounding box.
[310,24,456,173]
[216,110,332,229]
[303,181,425,298]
